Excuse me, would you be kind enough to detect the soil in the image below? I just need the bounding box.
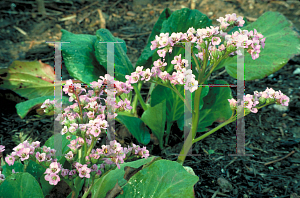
[1,0,300,197]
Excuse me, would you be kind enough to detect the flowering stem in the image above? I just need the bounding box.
[176,45,208,165]
[170,83,192,113]
[81,178,95,198]
[74,92,83,124]
[86,138,95,157]
[132,82,147,113]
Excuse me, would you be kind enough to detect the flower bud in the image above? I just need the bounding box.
[200,41,206,49]
[91,157,98,164]
[226,44,236,53]
[259,97,266,104]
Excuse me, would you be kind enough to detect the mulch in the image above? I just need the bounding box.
[1,0,300,197]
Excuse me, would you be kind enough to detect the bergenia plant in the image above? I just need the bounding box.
[0,8,299,198]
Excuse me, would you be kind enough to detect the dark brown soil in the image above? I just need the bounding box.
[1,0,300,197]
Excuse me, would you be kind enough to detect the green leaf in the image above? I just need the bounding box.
[26,160,46,184]
[177,80,232,132]
[135,8,172,68]
[115,114,150,145]
[151,85,184,122]
[151,84,209,123]
[91,156,157,198]
[15,95,73,119]
[217,11,300,80]
[160,8,212,34]
[0,172,44,198]
[94,29,134,82]
[140,100,166,149]
[60,29,107,85]
[44,133,77,164]
[118,160,199,198]
[1,161,23,177]
[0,60,56,100]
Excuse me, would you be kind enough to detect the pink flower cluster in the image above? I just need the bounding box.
[4,140,55,166]
[228,87,290,113]
[124,13,265,93]
[44,74,134,142]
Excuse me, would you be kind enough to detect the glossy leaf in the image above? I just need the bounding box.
[60,29,107,85]
[118,159,199,198]
[0,172,43,198]
[115,114,151,145]
[140,100,166,149]
[135,8,172,69]
[177,80,232,132]
[91,156,157,198]
[151,84,209,123]
[216,11,300,80]
[0,60,55,100]
[94,29,134,82]
[15,95,73,119]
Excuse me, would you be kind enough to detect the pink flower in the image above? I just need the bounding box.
[36,152,46,162]
[65,151,74,160]
[78,165,91,178]
[0,145,5,152]
[5,155,15,166]
[45,162,61,174]
[17,148,30,161]
[138,146,150,159]
[211,37,221,46]
[61,168,69,177]
[45,173,60,185]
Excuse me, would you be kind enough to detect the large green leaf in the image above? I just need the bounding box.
[91,156,157,198]
[1,161,24,177]
[60,29,107,85]
[177,80,232,132]
[140,100,166,149]
[115,114,151,145]
[216,11,300,80]
[0,60,56,100]
[151,84,209,123]
[118,160,199,198]
[26,160,46,184]
[15,95,73,119]
[94,29,134,82]
[0,172,44,198]
[135,8,172,69]
[160,8,212,34]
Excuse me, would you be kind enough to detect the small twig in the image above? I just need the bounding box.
[264,150,295,166]
[77,10,98,24]
[224,157,237,169]
[211,187,220,198]
[119,31,152,37]
[13,26,27,36]
[245,16,257,22]
[97,9,106,29]
[59,14,77,22]
[248,145,269,154]
[109,0,122,10]
[76,1,100,13]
